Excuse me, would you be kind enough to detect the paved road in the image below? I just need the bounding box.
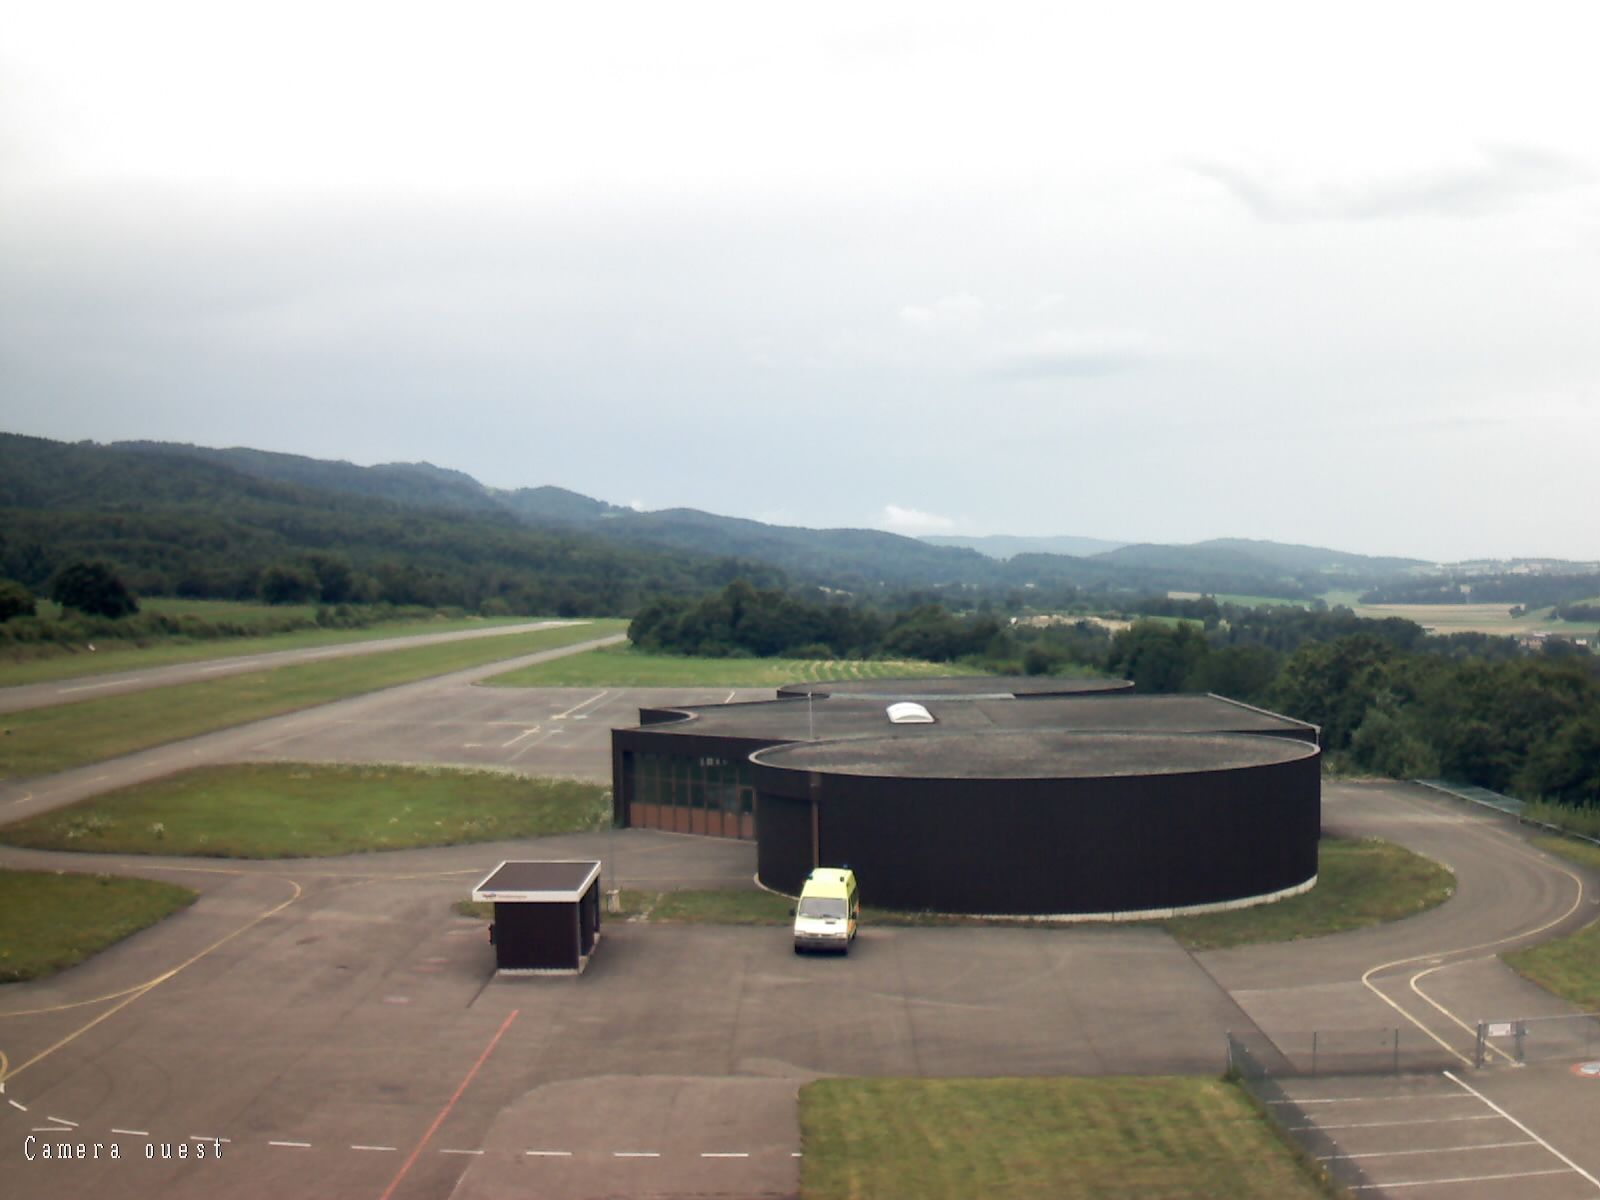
[2,673,1598,1199]
[0,619,592,715]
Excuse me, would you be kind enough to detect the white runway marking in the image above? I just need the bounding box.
[111,1128,149,1137]
[526,1149,572,1157]
[614,1151,661,1158]
[352,1144,398,1152]
[46,1115,77,1126]
[8,1099,28,1112]
[702,1151,750,1158]
[552,690,608,720]
[440,1148,484,1156]
[269,1140,313,1148]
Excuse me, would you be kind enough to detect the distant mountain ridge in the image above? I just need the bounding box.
[924,534,1129,559]
[0,433,1527,604]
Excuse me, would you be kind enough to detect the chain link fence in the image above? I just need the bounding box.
[1226,1028,1462,1081]
[1475,1012,1600,1067]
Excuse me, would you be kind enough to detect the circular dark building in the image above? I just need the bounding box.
[750,730,1320,917]
[774,676,1133,700]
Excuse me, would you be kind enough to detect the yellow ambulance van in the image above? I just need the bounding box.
[792,867,859,954]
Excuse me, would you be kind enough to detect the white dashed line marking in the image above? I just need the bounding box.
[440,1148,484,1156]
[702,1151,750,1158]
[8,1100,28,1112]
[526,1150,572,1157]
[352,1144,397,1152]
[33,1126,74,1134]
[190,1135,230,1144]
[46,1116,78,1127]
[111,1128,150,1137]
[614,1151,661,1158]
[269,1140,312,1148]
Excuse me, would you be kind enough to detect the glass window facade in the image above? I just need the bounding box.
[626,750,756,837]
[629,751,755,814]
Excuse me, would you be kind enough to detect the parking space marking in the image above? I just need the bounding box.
[1350,1168,1573,1190]
[1291,1114,1501,1132]
[1443,1070,1600,1190]
[1319,1140,1539,1162]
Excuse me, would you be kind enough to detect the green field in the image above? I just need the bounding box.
[0,603,537,687]
[1503,836,1600,1010]
[799,1077,1328,1199]
[0,868,197,982]
[0,763,611,857]
[0,620,626,781]
[483,643,982,688]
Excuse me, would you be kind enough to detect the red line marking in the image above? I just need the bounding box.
[378,1009,518,1200]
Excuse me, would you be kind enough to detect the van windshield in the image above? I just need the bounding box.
[798,897,847,920]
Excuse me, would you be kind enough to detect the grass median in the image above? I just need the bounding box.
[0,763,611,858]
[0,868,197,982]
[450,838,1453,948]
[481,644,985,688]
[0,619,626,782]
[799,1077,1330,1199]
[0,608,539,688]
[1503,836,1600,1010]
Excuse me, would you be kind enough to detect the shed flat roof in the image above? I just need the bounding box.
[630,692,1315,743]
[472,860,602,902]
[751,730,1318,779]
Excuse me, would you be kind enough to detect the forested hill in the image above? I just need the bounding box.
[2,433,1465,605]
[0,434,779,613]
[93,439,1440,598]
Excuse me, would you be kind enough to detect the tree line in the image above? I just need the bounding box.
[631,581,1600,811]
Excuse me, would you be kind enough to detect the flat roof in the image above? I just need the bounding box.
[472,860,602,902]
[752,731,1318,779]
[629,693,1315,742]
[775,676,1132,700]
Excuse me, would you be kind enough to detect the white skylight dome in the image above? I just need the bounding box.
[886,701,935,724]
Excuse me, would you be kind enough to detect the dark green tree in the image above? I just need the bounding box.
[0,577,37,622]
[258,562,321,605]
[50,560,138,618]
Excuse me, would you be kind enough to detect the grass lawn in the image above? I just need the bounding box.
[799,1077,1329,1200]
[482,643,982,688]
[0,609,559,688]
[1503,836,1600,1010]
[0,868,197,982]
[0,620,626,782]
[452,838,1452,947]
[1160,837,1454,950]
[0,763,611,858]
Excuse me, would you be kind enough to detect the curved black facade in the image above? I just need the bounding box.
[750,732,1321,916]
[609,678,1322,917]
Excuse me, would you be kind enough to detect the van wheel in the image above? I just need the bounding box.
[793,945,802,955]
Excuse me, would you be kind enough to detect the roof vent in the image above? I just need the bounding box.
[886,701,935,724]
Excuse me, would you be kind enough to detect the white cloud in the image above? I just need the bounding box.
[879,504,957,535]
[986,329,1163,380]
[898,294,984,333]
[1190,144,1593,223]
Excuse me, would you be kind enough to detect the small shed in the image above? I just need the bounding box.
[472,860,603,975]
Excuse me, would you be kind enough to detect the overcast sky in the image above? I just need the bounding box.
[3,2,1597,562]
